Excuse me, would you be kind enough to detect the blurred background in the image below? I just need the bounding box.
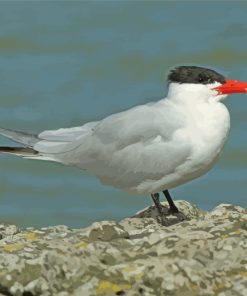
[0,1,247,228]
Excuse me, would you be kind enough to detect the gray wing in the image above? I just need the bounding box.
[0,122,98,156]
[33,122,98,154]
[77,101,192,189]
[93,102,181,147]
[0,127,39,146]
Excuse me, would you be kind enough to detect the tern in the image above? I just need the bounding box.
[1,65,247,225]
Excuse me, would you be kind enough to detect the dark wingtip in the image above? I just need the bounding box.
[0,147,38,155]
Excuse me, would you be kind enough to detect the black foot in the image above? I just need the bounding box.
[158,216,170,226]
[151,193,169,226]
[163,190,187,221]
[169,210,187,221]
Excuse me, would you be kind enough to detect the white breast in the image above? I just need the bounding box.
[149,100,230,193]
[187,102,230,171]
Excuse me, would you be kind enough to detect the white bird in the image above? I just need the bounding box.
[1,66,247,225]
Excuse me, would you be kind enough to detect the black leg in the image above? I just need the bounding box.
[151,193,163,216]
[163,190,179,213]
[151,193,168,226]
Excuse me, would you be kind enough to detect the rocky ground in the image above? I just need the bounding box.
[0,200,246,296]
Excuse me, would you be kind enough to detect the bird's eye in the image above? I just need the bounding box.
[198,76,212,83]
[198,76,205,83]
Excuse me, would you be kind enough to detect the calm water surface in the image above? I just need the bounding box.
[0,1,247,227]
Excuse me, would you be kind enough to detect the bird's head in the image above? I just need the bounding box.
[167,66,247,103]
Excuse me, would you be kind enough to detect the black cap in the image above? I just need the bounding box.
[168,66,226,85]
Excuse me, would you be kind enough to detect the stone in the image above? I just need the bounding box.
[0,200,246,296]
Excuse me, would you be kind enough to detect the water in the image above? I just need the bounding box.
[0,1,247,228]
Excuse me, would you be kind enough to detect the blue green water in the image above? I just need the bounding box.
[0,1,247,227]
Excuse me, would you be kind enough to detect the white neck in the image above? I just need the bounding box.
[164,82,230,146]
[166,82,228,104]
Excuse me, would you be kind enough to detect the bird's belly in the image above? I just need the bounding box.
[91,138,225,195]
[168,144,224,188]
[150,126,229,193]
[130,110,230,194]
[130,139,226,195]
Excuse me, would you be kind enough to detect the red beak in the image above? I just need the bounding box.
[213,79,247,95]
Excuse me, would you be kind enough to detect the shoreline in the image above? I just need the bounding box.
[0,200,246,296]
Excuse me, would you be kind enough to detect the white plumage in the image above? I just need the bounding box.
[6,62,247,207]
[0,80,231,195]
